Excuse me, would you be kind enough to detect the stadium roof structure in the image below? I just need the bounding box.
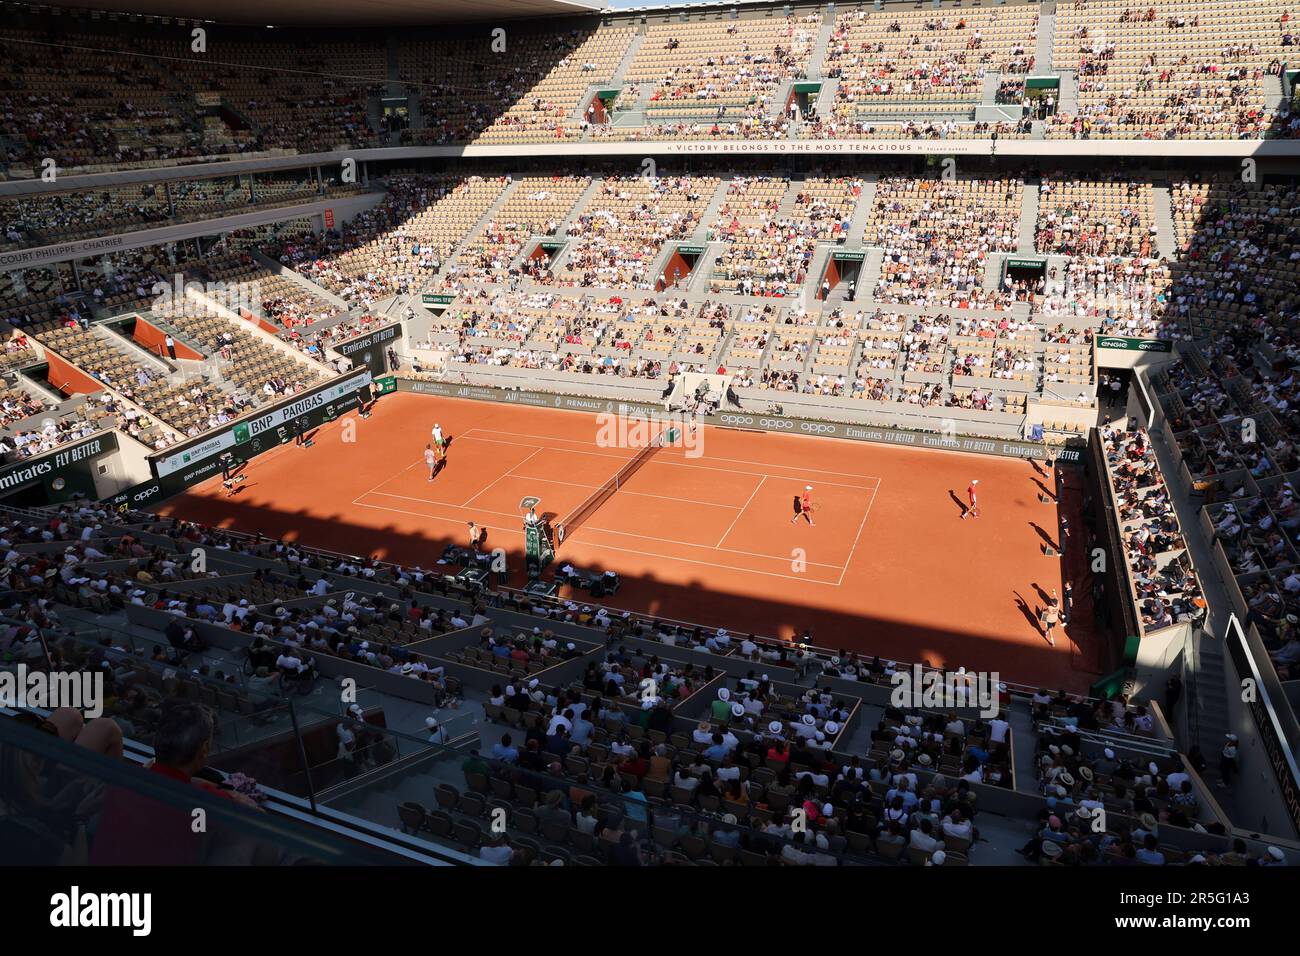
[38,0,608,27]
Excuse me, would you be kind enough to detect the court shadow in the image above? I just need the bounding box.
[1030,477,1056,502]
[1029,521,1059,550]
[1013,591,1043,636]
[154,461,1109,692]
[947,490,968,516]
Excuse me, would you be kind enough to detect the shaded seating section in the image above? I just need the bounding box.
[272,175,509,306]
[399,25,634,146]
[1036,174,1158,257]
[1100,424,1206,632]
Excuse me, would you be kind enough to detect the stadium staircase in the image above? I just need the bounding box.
[430,178,522,288]
[1056,69,1079,114]
[561,177,603,239]
[92,322,178,377]
[769,78,798,119]
[812,79,840,119]
[690,178,734,246]
[1263,72,1287,113]
[982,71,1004,105]
[808,6,837,77]
[611,21,647,84]
[1035,2,1056,71]
[502,184,591,278]
[983,255,1009,295]
[1151,184,1178,261]
[1018,180,1041,255]
[570,23,647,121]
[857,244,889,293]
[689,241,726,294]
[845,173,878,247]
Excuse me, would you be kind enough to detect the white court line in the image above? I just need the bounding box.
[456,430,880,491]
[460,425,885,483]
[448,434,547,450]
[557,536,842,586]
[354,490,844,574]
[357,491,523,522]
[836,478,881,587]
[509,473,743,509]
[575,522,844,570]
[715,475,766,549]
[345,421,877,582]
[352,499,526,537]
[461,446,545,508]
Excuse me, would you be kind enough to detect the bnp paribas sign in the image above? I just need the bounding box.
[1096,336,1173,353]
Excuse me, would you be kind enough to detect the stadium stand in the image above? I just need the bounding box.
[1,0,1299,877]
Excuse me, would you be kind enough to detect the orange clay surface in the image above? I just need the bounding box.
[154,391,1104,691]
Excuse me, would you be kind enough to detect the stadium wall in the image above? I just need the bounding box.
[1223,616,1300,840]
[1084,427,1141,671]
[0,192,385,272]
[396,376,1081,462]
[0,431,120,505]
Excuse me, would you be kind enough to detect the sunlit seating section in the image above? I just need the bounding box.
[556,176,719,290]
[1037,256,1176,338]
[454,176,592,282]
[285,175,509,303]
[1048,0,1293,140]
[866,175,1024,310]
[475,27,636,143]
[708,175,863,296]
[823,3,1039,118]
[618,14,820,122]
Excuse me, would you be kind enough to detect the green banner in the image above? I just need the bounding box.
[1025,76,1060,90]
[1095,335,1173,353]
[0,431,117,502]
[375,374,398,395]
[678,245,706,255]
[421,294,454,306]
[833,250,866,262]
[1006,257,1046,269]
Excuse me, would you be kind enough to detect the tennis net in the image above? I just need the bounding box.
[555,428,674,546]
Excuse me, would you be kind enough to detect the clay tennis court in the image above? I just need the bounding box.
[154,391,1103,691]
